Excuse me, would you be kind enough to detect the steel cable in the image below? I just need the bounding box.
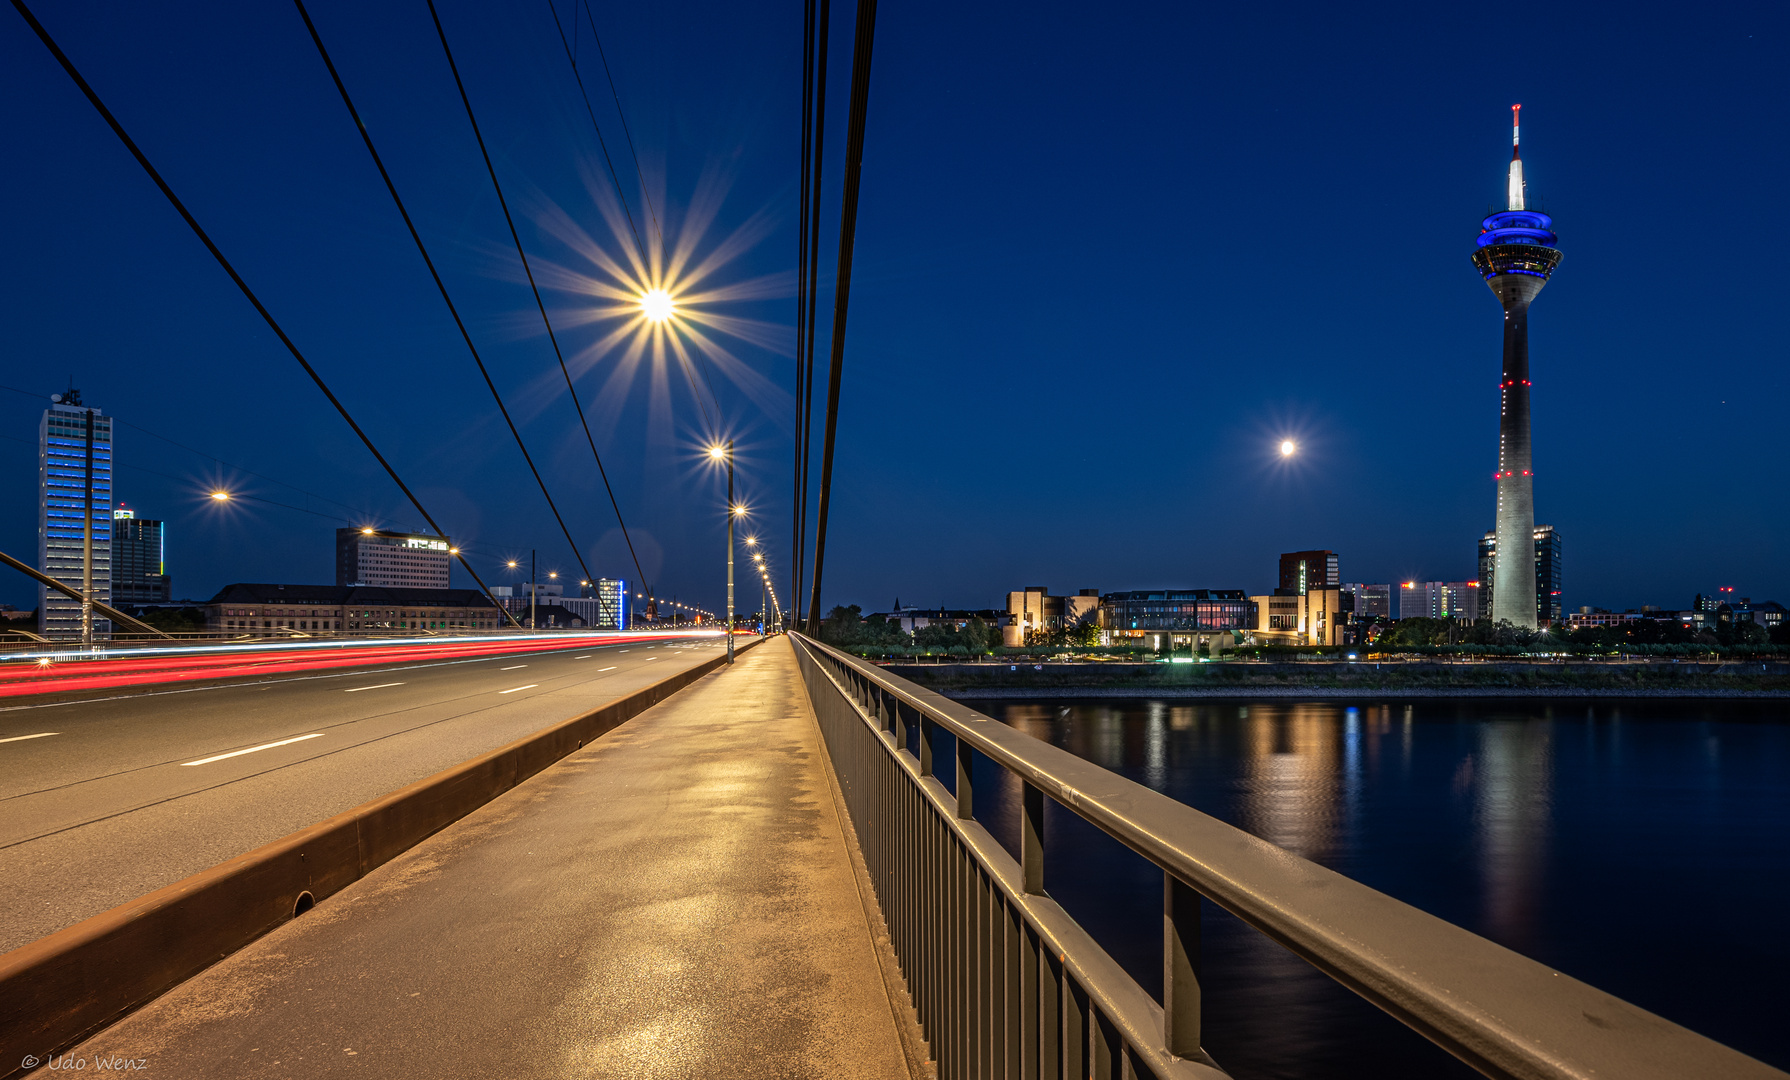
[294,0,596,588]
[8,0,522,629]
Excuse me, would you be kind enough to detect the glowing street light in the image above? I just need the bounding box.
[1279,440,1297,457]
[640,288,676,323]
[210,490,232,502]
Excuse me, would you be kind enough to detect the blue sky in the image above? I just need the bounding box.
[2,0,1784,617]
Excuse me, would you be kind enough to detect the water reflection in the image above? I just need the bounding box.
[979,696,1790,1079]
[1473,719,1553,947]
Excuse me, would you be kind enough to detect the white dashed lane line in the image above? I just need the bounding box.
[344,683,405,693]
[182,733,324,767]
[500,665,528,671]
[597,667,617,672]
[0,732,59,745]
[498,685,538,695]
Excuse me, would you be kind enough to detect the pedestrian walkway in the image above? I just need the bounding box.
[70,639,920,1078]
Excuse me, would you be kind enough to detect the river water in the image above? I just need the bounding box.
[959,697,1789,1078]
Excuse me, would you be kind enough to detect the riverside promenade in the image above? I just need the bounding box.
[65,639,923,1078]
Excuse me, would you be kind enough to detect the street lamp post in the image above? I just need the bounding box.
[710,440,738,664]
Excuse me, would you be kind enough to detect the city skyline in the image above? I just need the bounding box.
[2,2,1784,619]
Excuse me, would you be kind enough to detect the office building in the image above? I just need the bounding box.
[1400,581,1444,620]
[1471,105,1563,630]
[336,527,452,589]
[1003,586,1100,647]
[207,583,504,633]
[110,507,171,604]
[1278,550,1339,595]
[1101,590,1253,635]
[1251,588,1345,646]
[1442,581,1482,622]
[39,389,113,640]
[1343,583,1391,619]
[1478,525,1563,625]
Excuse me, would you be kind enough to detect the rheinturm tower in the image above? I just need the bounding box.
[1472,105,1561,629]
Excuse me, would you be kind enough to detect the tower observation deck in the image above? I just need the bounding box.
[1471,105,1561,629]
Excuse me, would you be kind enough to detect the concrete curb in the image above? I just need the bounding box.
[0,637,762,1077]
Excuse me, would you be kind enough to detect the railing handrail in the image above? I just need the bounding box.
[792,632,1783,1080]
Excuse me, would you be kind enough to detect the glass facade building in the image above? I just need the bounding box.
[39,393,112,640]
[1478,525,1563,625]
[111,508,172,604]
[1102,589,1253,632]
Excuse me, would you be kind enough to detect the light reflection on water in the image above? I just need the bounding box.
[970,698,1790,1079]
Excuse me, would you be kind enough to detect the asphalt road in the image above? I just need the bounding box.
[0,636,726,953]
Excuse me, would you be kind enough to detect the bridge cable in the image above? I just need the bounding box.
[8,0,523,630]
[796,0,831,630]
[578,0,665,251]
[805,0,878,632]
[425,0,659,608]
[791,0,817,628]
[294,0,596,588]
[540,0,725,439]
[542,0,649,268]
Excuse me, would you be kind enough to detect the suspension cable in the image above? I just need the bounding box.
[425,0,657,607]
[9,0,522,629]
[295,0,595,587]
[805,0,877,633]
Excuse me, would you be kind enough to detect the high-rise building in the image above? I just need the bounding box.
[1278,550,1339,595]
[595,578,629,630]
[1442,581,1482,622]
[1534,524,1562,624]
[1400,581,1444,620]
[336,528,452,588]
[1343,583,1391,619]
[1478,525,1563,625]
[111,507,172,604]
[1471,105,1563,631]
[38,389,113,640]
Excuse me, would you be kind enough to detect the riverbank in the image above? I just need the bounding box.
[883,659,1790,698]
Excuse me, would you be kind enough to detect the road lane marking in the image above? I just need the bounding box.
[498,684,538,695]
[182,733,324,767]
[0,732,58,744]
[574,655,592,659]
[500,665,528,671]
[643,656,658,661]
[344,683,405,693]
[597,666,617,672]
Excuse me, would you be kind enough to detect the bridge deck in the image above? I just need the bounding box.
[69,638,918,1078]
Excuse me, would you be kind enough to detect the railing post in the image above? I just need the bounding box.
[919,715,936,776]
[956,738,974,819]
[1021,781,1044,895]
[1164,872,1202,1058]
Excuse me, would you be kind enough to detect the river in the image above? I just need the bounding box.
[960,697,1789,1078]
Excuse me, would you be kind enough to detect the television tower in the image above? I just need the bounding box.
[1472,105,1562,629]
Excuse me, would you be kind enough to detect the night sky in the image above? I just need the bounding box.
[2,0,1784,618]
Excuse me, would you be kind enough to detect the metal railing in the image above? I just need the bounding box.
[790,632,1783,1080]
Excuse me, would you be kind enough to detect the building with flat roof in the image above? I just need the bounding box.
[1250,588,1345,646]
[111,507,171,604]
[1003,586,1099,647]
[1343,583,1391,619]
[1278,550,1339,594]
[1102,590,1253,634]
[207,583,505,634]
[39,389,112,640]
[336,528,452,589]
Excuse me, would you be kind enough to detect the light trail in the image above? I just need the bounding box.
[0,631,721,700]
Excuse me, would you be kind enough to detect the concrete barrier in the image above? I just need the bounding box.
[0,637,761,1076]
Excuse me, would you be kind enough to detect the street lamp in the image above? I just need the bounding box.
[709,441,739,663]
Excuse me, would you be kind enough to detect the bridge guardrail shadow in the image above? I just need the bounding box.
[790,632,1784,1080]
